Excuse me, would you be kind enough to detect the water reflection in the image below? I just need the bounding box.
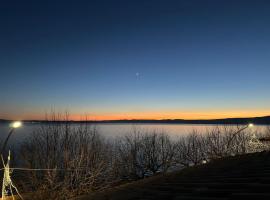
[0,123,268,146]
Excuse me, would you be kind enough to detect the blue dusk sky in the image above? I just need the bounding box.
[1,0,270,120]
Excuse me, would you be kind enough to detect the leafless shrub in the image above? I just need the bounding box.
[20,114,111,199]
[112,129,176,179]
[141,132,175,174]
[175,130,205,167]
[113,132,146,179]
[204,126,250,159]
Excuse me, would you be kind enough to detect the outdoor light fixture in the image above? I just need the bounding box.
[1,122,23,200]
[1,121,23,154]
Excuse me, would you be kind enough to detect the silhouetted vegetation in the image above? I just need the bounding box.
[18,115,270,199]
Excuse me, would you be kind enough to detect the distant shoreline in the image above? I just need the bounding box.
[1,116,270,125]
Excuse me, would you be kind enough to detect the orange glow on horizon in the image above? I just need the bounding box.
[69,111,270,121]
[3,110,269,121]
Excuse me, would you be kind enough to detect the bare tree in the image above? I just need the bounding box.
[175,131,205,167]
[20,114,111,199]
[114,132,146,180]
[204,126,250,159]
[141,132,175,174]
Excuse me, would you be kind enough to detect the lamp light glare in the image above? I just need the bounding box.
[202,160,207,164]
[248,123,254,128]
[11,121,22,128]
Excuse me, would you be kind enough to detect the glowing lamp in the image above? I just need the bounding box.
[11,121,22,129]
[248,123,254,128]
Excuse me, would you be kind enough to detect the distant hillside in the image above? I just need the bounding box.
[1,116,270,125]
[90,116,270,125]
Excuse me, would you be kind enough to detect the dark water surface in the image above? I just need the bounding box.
[0,122,268,146]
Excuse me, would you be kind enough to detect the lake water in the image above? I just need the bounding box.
[0,122,269,148]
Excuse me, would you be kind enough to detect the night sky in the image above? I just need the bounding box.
[1,0,270,120]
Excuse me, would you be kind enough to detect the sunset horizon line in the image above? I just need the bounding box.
[1,115,270,122]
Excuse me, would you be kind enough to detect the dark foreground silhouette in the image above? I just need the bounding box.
[77,151,270,200]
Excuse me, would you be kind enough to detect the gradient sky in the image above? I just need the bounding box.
[1,0,270,120]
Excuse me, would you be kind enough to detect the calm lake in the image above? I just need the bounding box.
[0,122,269,147]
